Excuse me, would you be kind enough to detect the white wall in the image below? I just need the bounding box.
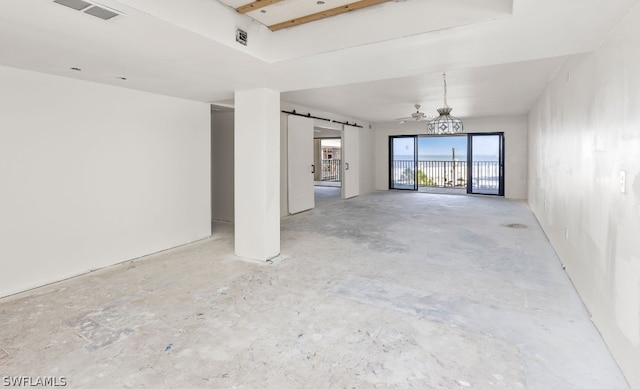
[374,116,528,199]
[528,3,640,386]
[211,110,234,222]
[358,124,376,196]
[0,66,211,298]
[280,101,375,216]
[234,89,280,260]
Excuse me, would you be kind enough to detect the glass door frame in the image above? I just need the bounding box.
[466,132,505,196]
[389,135,418,191]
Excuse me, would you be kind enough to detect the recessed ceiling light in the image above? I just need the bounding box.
[116,77,127,80]
[317,1,325,4]
[260,9,266,13]
[70,67,82,71]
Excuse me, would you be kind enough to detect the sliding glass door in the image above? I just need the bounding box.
[467,133,504,195]
[390,133,505,196]
[389,136,417,190]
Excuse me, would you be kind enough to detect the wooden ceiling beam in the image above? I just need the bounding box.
[268,0,392,32]
[237,0,285,14]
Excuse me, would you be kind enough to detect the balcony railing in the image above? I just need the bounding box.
[391,160,500,189]
[321,159,341,182]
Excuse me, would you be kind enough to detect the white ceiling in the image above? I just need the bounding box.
[0,0,637,123]
[282,58,566,122]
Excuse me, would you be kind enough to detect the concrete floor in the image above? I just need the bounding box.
[418,187,467,196]
[0,191,629,388]
[315,186,342,207]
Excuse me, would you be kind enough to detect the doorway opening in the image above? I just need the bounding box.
[315,138,342,187]
[314,136,341,206]
[287,115,357,215]
[417,135,467,195]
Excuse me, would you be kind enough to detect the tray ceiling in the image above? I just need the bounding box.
[218,0,392,31]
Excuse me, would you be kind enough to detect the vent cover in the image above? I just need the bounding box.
[53,0,122,20]
[53,0,91,10]
[236,29,248,46]
[84,5,119,20]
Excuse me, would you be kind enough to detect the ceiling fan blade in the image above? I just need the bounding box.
[396,104,435,121]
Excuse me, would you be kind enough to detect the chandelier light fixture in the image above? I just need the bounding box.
[427,73,464,134]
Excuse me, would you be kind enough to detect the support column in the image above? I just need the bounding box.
[234,89,280,261]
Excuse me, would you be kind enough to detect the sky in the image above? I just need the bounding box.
[325,134,500,159]
[471,136,501,156]
[393,135,501,160]
[418,136,467,157]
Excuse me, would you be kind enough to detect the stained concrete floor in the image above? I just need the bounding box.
[0,191,630,388]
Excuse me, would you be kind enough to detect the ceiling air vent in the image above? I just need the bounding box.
[236,28,248,46]
[84,5,119,20]
[53,0,91,10]
[54,0,122,20]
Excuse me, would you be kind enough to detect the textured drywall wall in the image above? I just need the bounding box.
[0,66,211,298]
[358,125,376,196]
[211,111,234,222]
[374,116,528,199]
[528,4,640,386]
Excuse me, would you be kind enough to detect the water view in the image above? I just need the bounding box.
[390,135,502,194]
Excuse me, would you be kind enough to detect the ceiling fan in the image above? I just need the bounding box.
[396,104,434,123]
